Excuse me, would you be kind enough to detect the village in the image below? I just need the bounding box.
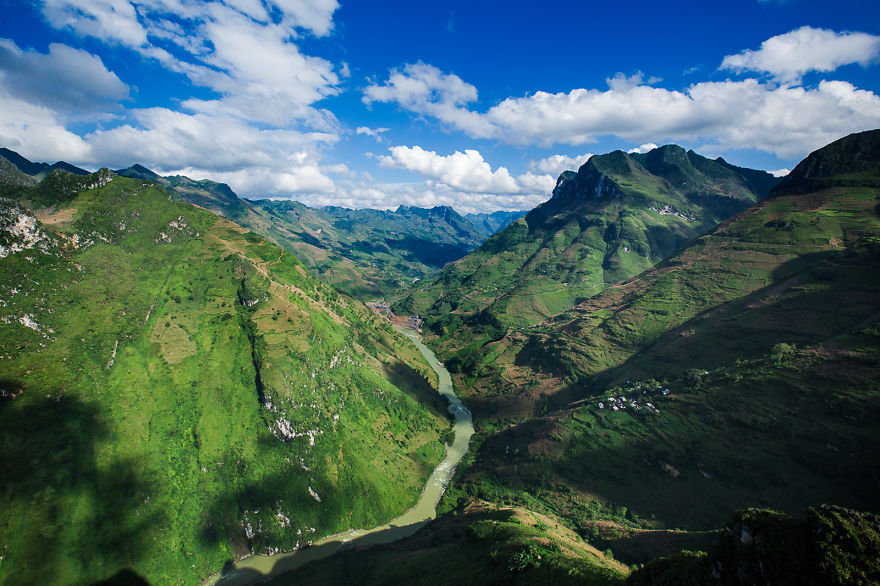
[596,379,671,415]
[365,299,423,331]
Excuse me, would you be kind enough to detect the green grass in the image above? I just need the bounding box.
[0,175,451,584]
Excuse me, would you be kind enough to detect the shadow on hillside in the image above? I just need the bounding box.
[384,360,451,422]
[469,247,880,529]
[0,390,161,583]
[591,247,880,386]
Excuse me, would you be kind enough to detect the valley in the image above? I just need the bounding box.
[1,131,878,586]
[3,3,880,584]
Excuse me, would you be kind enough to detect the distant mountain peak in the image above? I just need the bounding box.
[0,147,89,178]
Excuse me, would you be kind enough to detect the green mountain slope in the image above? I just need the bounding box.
[112,163,486,298]
[0,172,450,584]
[437,130,880,533]
[395,145,779,379]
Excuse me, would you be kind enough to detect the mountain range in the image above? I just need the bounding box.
[113,162,511,299]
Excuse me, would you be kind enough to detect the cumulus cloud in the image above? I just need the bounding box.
[0,90,93,163]
[606,71,662,91]
[83,107,337,192]
[378,145,556,195]
[38,0,341,127]
[768,168,790,177]
[0,39,129,115]
[363,62,495,137]
[24,0,345,196]
[721,26,880,83]
[528,153,593,176]
[42,0,147,47]
[365,63,880,158]
[628,143,658,154]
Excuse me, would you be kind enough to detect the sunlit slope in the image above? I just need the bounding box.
[0,174,450,584]
[266,501,628,586]
[440,130,880,531]
[396,145,778,360]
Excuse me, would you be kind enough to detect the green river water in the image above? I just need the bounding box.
[205,330,474,585]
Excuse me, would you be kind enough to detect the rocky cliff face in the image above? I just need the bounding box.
[551,152,630,200]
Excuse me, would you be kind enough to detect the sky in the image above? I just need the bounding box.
[1,0,879,214]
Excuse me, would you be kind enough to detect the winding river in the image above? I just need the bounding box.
[205,330,474,585]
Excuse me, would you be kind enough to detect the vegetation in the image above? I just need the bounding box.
[113,163,488,299]
[0,172,451,584]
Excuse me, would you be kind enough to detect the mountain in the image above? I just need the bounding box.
[0,171,451,584]
[464,210,528,237]
[0,147,89,179]
[432,130,880,534]
[394,145,780,375]
[113,163,486,298]
[771,127,880,195]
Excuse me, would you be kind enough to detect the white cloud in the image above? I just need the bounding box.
[768,168,790,177]
[0,91,93,163]
[356,126,390,141]
[172,164,335,196]
[79,107,337,196]
[23,0,344,197]
[366,63,880,158]
[378,145,556,195]
[628,143,658,154]
[528,153,593,176]
[42,0,147,48]
[721,26,880,83]
[38,1,341,127]
[363,62,496,138]
[0,39,129,115]
[606,71,662,91]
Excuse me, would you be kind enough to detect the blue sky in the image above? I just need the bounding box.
[1,0,879,213]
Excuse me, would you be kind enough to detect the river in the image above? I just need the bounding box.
[205,330,474,585]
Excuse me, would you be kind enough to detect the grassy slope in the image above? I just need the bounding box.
[0,175,450,584]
